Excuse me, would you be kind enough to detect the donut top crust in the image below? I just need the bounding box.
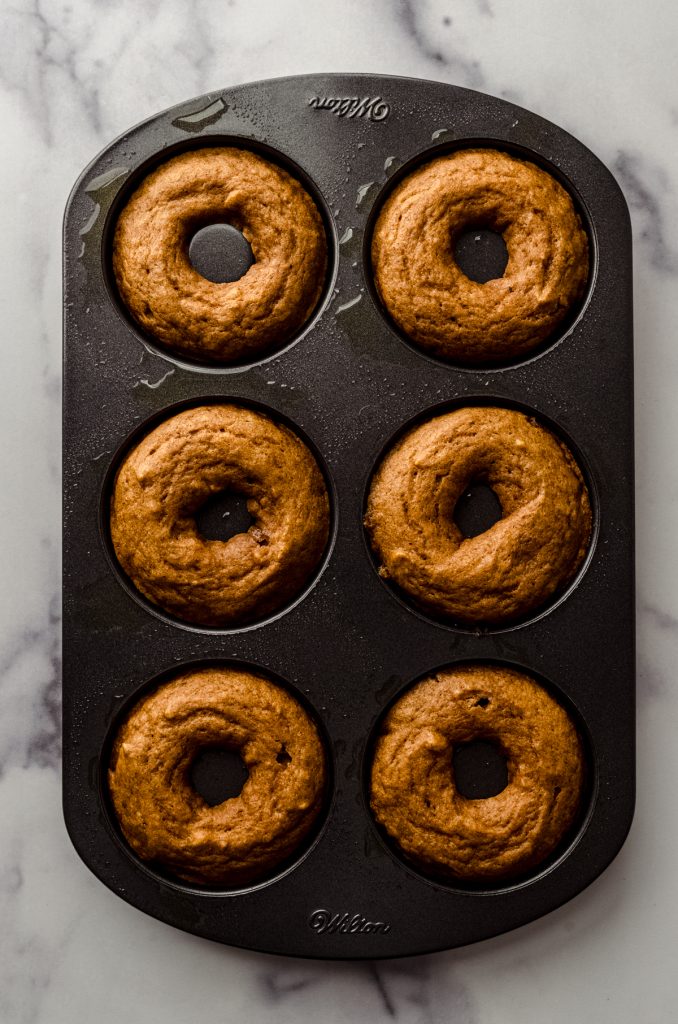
[109,404,330,627]
[108,666,327,885]
[365,406,592,624]
[370,663,585,880]
[371,147,589,363]
[112,147,328,363]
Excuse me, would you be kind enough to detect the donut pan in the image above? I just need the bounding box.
[63,73,634,959]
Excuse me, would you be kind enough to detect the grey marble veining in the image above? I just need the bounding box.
[2,1,677,1021]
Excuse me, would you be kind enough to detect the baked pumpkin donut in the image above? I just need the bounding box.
[371,148,589,363]
[108,666,327,885]
[365,406,591,625]
[110,404,330,627]
[112,147,327,363]
[370,664,585,881]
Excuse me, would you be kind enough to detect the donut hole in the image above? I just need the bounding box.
[188,223,255,283]
[194,489,254,541]
[189,746,249,806]
[452,481,503,538]
[453,226,509,283]
[452,740,508,799]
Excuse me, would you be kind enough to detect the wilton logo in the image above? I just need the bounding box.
[308,95,390,122]
[308,909,391,935]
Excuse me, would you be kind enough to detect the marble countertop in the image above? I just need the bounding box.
[2,1,677,1021]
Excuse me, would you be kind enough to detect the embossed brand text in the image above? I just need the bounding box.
[308,95,390,121]
[308,908,391,935]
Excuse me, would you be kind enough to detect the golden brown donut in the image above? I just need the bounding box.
[365,406,591,625]
[108,666,327,886]
[370,664,585,881]
[371,148,589,363]
[112,147,327,363]
[110,404,330,627]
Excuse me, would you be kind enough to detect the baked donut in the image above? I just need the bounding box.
[110,404,330,627]
[365,406,591,625]
[112,147,327,363]
[370,664,585,881]
[371,148,589,363]
[108,666,327,886]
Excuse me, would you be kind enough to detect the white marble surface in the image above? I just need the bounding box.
[1,0,677,1020]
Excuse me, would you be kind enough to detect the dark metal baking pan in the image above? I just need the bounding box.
[63,73,634,959]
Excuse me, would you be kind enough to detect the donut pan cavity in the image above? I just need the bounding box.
[63,74,634,959]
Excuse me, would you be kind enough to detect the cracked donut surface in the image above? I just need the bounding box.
[108,666,327,886]
[371,148,589,363]
[369,664,585,881]
[113,147,327,363]
[110,404,330,627]
[365,406,591,625]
